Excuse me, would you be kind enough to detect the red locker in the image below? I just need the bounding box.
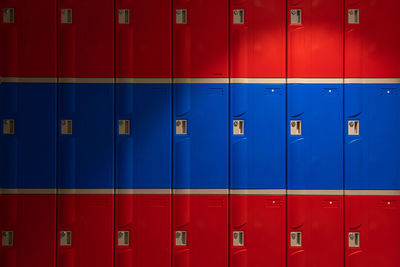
[57,194,114,267]
[58,0,114,78]
[173,0,228,78]
[230,194,286,267]
[115,0,171,78]
[115,194,171,267]
[345,0,400,78]
[287,195,344,267]
[173,193,228,267]
[230,0,285,78]
[0,194,56,267]
[287,0,343,78]
[345,195,400,267]
[0,0,57,77]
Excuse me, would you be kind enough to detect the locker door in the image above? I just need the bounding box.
[115,84,172,267]
[287,0,343,78]
[345,196,400,267]
[173,0,228,78]
[345,0,400,78]
[58,0,114,78]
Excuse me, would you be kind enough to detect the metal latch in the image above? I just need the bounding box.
[3,119,15,135]
[233,120,244,135]
[290,232,302,247]
[175,231,187,246]
[61,120,73,135]
[176,120,187,135]
[233,231,244,246]
[290,120,302,135]
[176,9,187,24]
[3,8,14,23]
[118,9,130,24]
[2,231,13,246]
[119,120,130,135]
[348,120,359,135]
[233,9,244,24]
[290,9,302,25]
[118,231,130,246]
[348,232,360,247]
[348,9,359,24]
[61,9,73,24]
[60,231,72,246]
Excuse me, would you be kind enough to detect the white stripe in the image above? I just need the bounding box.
[230,189,286,195]
[230,78,286,84]
[116,189,171,195]
[287,190,343,195]
[58,189,114,195]
[173,189,228,195]
[59,78,115,84]
[0,189,57,194]
[173,78,229,84]
[344,78,400,84]
[345,190,400,196]
[287,78,343,84]
[1,77,57,83]
[116,78,172,84]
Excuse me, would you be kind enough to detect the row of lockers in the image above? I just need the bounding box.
[1,0,400,78]
[1,83,399,190]
[1,194,399,267]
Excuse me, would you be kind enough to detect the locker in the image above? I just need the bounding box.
[0,0,57,77]
[58,0,114,78]
[173,193,228,267]
[0,194,56,267]
[173,83,229,189]
[345,196,400,267]
[345,0,400,78]
[345,84,400,190]
[230,84,286,189]
[57,194,114,267]
[287,0,343,78]
[230,194,286,267]
[287,195,344,267]
[0,83,57,189]
[115,0,171,78]
[230,0,285,78]
[287,84,343,189]
[58,83,114,189]
[115,194,171,267]
[173,0,228,78]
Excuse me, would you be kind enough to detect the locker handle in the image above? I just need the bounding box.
[3,8,14,23]
[233,231,244,246]
[2,231,14,246]
[290,232,302,247]
[175,231,187,246]
[348,120,359,135]
[348,9,359,24]
[118,9,130,24]
[233,9,245,24]
[233,120,244,135]
[3,119,15,135]
[118,231,130,246]
[290,120,301,135]
[349,232,360,247]
[60,231,72,246]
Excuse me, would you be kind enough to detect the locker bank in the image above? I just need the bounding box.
[0,0,399,267]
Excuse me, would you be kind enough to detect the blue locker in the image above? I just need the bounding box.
[116,84,172,189]
[287,84,343,189]
[230,84,286,189]
[58,83,114,189]
[345,84,400,190]
[0,83,57,188]
[173,84,229,189]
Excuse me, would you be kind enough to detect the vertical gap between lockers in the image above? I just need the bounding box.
[227,0,231,266]
[170,0,174,265]
[113,0,117,264]
[285,0,288,265]
[55,0,60,264]
[342,0,346,266]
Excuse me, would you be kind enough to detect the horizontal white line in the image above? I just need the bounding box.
[58,189,115,195]
[1,77,57,83]
[116,78,172,84]
[287,78,343,84]
[116,189,171,195]
[344,78,400,84]
[173,78,229,84]
[345,190,400,196]
[287,190,343,195]
[58,78,115,84]
[173,189,228,195]
[0,189,57,194]
[230,189,286,195]
[230,78,286,84]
